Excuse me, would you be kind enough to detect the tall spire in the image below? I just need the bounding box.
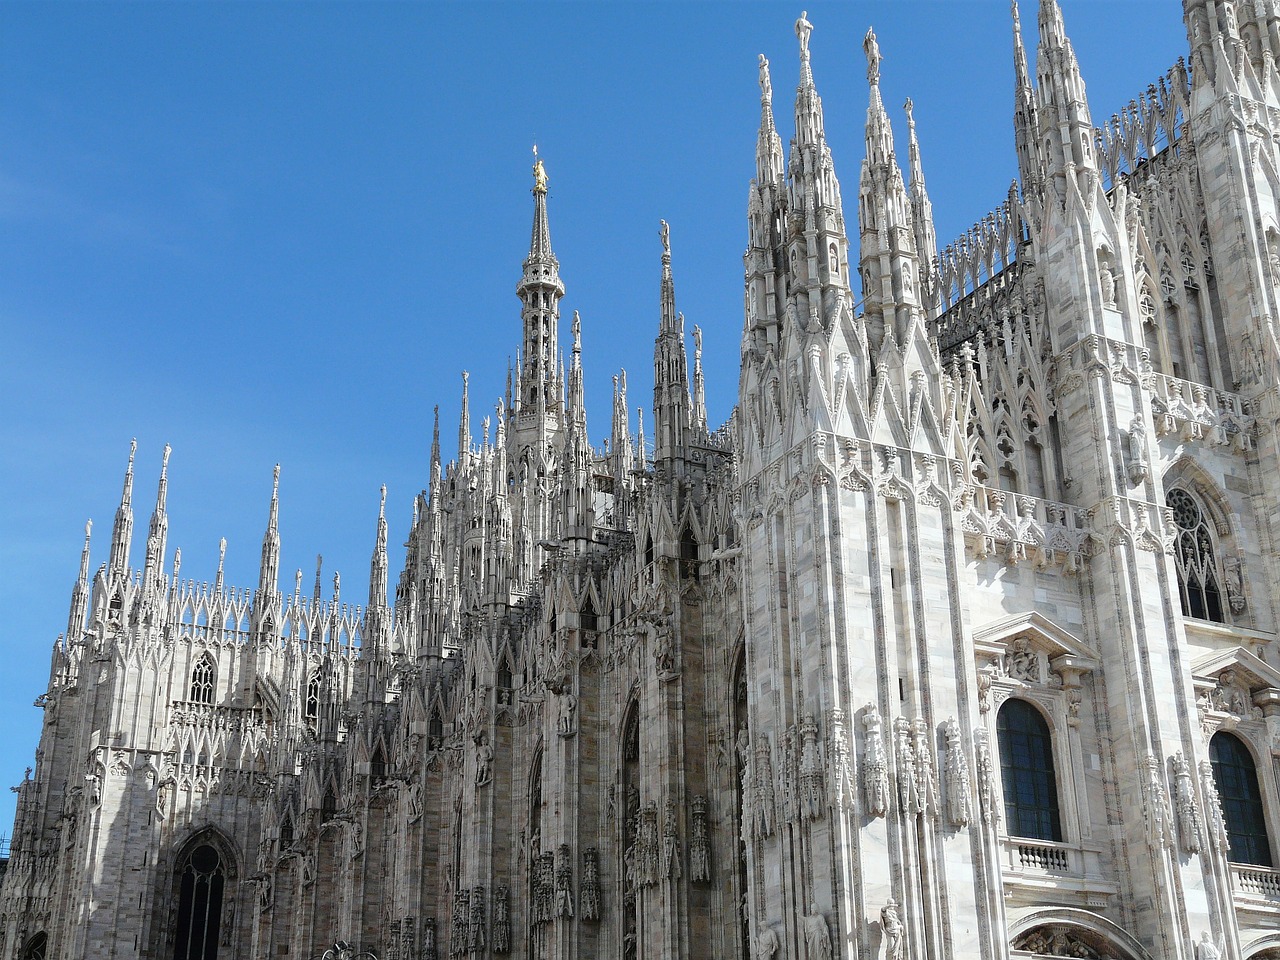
[369,485,388,610]
[430,405,442,489]
[756,54,784,187]
[108,439,136,582]
[142,444,171,594]
[904,98,938,293]
[1011,0,1041,192]
[1034,0,1097,183]
[567,311,587,438]
[516,148,565,413]
[458,371,472,468]
[653,220,691,462]
[793,11,825,149]
[67,520,92,640]
[258,464,281,597]
[692,325,708,433]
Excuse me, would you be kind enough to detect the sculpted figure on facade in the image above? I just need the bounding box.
[754,921,780,960]
[881,899,904,960]
[862,705,889,817]
[580,847,601,920]
[689,795,711,883]
[555,844,574,918]
[826,708,855,812]
[942,719,971,828]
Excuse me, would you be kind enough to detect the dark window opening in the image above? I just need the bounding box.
[1169,487,1225,622]
[997,699,1063,842]
[172,844,225,960]
[1211,732,1272,867]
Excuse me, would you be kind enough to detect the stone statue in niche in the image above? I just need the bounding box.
[689,795,711,883]
[557,689,577,737]
[753,921,780,960]
[474,734,493,787]
[881,898,904,960]
[1100,263,1117,307]
[1223,556,1246,614]
[1195,931,1223,960]
[492,889,510,954]
[1126,415,1149,484]
[580,847,601,920]
[798,714,824,821]
[803,905,832,960]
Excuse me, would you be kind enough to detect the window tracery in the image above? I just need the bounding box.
[173,843,226,960]
[1167,487,1225,622]
[189,657,215,705]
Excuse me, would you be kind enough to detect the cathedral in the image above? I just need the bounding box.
[7,1,1280,958]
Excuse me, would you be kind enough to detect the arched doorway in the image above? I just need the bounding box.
[19,932,47,960]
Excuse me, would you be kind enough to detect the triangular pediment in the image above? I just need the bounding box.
[1192,645,1280,693]
[972,611,1099,670]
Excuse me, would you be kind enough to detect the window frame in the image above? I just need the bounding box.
[1209,731,1274,867]
[996,697,1064,843]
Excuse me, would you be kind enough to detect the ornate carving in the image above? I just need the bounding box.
[535,852,555,923]
[402,915,416,960]
[450,889,469,957]
[1013,926,1103,957]
[492,888,510,953]
[911,717,937,818]
[662,799,681,879]
[975,730,998,824]
[580,847,601,920]
[467,885,486,953]
[1002,637,1040,683]
[862,705,889,818]
[753,741,776,837]
[1142,753,1175,850]
[1171,750,1202,854]
[689,796,711,883]
[798,714,824,821]
[552,844,573,919]
[753,921,780,959]
[942,719,972,827]
[826,708,854,812]
[1199,759,1229,853]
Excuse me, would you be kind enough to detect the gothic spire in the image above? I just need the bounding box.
[108,439,137,582]
[1011,0,1041,192]
[756,54,784,187]
[692,325,708,434]
[369,485,388,610]
[793,11,823,145]
[904,98,938,290]
[430,404,442,491]
[1034,0,1096,181]
[653,221,691,462]
[258,464,281,597]
[458,371,472,468]
[567,311,587,439]
[516,149,565,413]
[214,537,226,597]
[142,443,171,594]
[67,519,92,640]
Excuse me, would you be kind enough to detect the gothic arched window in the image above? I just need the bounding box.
[189,657,215,705]
[19,933,47,960]
[173,843,226,960]
[370,744,386,780]
[305,671,321,723]
[1210,732,1272,867]
[1167,488,1225,622]
[996,699,1062,842]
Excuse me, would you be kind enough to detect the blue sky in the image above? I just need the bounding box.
[0,1,1186,833]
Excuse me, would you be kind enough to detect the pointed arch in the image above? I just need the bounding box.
[166,825,240,960]
[189,654,215,705]
[18,933,47,960]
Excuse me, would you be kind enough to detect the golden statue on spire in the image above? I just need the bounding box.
[532,144,548,192]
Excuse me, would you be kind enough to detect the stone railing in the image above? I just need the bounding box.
[1147,372,1252,453]
[1232,863,1280,902]
[1007,838,1074,875]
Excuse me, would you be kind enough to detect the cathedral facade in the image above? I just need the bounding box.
[6,1,1280,958]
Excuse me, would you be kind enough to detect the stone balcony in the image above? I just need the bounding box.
[1001,837,1119,908]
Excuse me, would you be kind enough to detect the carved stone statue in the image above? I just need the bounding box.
[862,705,889,818]
[753,920,780,960]
[474,734,493,787]
[1194,932,1222,960]
[803,904,832,960]
[796,11,813,61]
[758,54,772,103]
[881,898,904,960]
[863,27,882,85]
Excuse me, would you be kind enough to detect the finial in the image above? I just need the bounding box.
[1011,0,1022,32]
[572,310,582,350]
[796,11,813,62]
[161,443,172,477]
[295,568,303,597]
[904,97,915,127]
[379,484,387,519]
[758,54,772,104]
[85,519,93,540]
[173,547,181,577]
[272,463,281,495]
[532,145,548,194]
[660,219,670,257]
[333,571,341,598]
[693,324,703,358]
[864,27,882,86]
[218,537,226,570]
[128,438,137,469]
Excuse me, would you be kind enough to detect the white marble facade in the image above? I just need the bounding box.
[6,2,1280,959]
